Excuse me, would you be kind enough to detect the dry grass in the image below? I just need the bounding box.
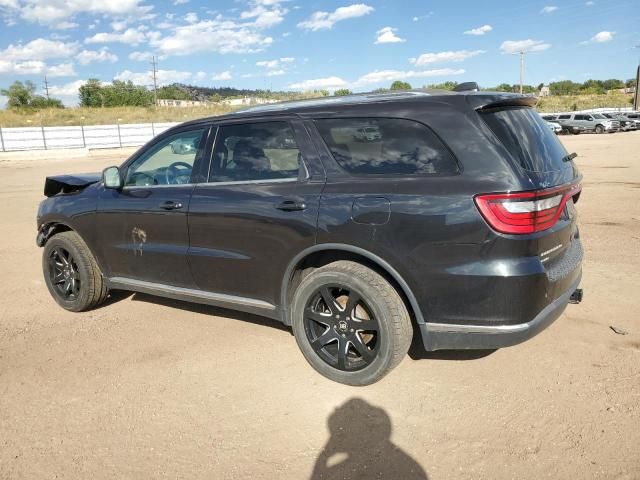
[0,105,240,127]
[537,93,634,112]
[0,93,635,127]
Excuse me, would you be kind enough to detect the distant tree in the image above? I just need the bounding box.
[372,88,389,93]
[334,89,352,96]
[1,80,37,107]
[601,78,624,91]
[495,83,514,92]
[318,89,330,97]
[581,79,605,94]
[79,79,153,107]
[157,85,192,101]
[536,83,544,91]
[79,79,104,107]
[549,80,582,96]
[29,96,63,109]
[426,81,458,90]
[626,78,636,88]
[390,80,412,90]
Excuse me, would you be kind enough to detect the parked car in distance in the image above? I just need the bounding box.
[546,121,563,134]
[603,112,638,131]
[554,113,619,134]
[549,114,587,135]
[36,89,584,385]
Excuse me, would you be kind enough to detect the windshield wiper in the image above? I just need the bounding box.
[562,152,578,162]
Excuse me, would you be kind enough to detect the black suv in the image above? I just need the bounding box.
[37,90,583,385]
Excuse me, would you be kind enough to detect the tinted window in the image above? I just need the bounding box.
[558,115,570,119]
[209,122,301,182]
[315,118,458,175]
[125,128,206,186]
[481,107,568,172]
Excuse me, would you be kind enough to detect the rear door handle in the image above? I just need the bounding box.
[276,198,306,212]
[160,200,183,210]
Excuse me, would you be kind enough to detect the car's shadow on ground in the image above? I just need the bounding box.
[310,398,428,480]
[109,289,291,333]
[105,290,495,360]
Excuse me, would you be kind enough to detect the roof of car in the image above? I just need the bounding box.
[181,89,533,126]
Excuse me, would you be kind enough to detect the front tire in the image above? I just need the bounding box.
[42,231,109,312]
[595,124,605,134]
[291,261,412,386]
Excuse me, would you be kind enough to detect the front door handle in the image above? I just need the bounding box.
[276,198,306,212]
[160,200,183,210]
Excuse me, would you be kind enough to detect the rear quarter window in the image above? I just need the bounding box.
[481,107,569,173]
[314,118,459,175]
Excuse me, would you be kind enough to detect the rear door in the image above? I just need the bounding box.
[187,118,325,306]
[97,126,210,287]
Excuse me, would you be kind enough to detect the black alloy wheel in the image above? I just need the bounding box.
[48,246,81,300]
[304,285,380,372]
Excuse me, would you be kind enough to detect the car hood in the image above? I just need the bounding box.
[44,172,101,197]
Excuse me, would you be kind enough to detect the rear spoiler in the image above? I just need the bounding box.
[467,94,538,111]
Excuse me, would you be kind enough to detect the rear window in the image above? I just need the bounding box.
[481,107,569,172]
[315,118,459,175]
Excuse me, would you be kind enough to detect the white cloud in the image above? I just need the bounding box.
[375,26,405,44]
[298,3,374,31]
[114,69,192,86]
[149,19,274,56]
[46,63,76,77]
[77,48,118,65]
[54,21,79,30]
[353,68,464,86]
[173,0,189,4]
[288,76,348,90]
[540,5,558,13]
[586,1,594,5]
[1,38,79,61]
[128,51,154,61]
[240,0,288,29]
[464,24,492,35]
[212,71,233,81]
[500,39,551,54]
[185,11,198,23]
[0,59,76,77]
[7,0,154,26]
[111,20,127,31]
[44,79,88,106]
[410,50,485,66]
[588,31,614,43]
[85,27,147,45]
[195,71,206,81]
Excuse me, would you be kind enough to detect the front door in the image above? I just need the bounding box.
[97,126,210,287]
[187,119,324,306]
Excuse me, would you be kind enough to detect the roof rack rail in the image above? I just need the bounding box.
[453,82,480,92]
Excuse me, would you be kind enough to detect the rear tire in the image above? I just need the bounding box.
[291,261,412,386]
[42,231,109,312]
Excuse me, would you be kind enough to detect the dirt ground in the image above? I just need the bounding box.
[0,133,639,480]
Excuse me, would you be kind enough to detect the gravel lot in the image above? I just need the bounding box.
[1,133,639,479]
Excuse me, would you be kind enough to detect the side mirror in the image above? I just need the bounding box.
[103,166,123,189]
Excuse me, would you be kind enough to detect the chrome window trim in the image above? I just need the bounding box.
[199,177,299,187]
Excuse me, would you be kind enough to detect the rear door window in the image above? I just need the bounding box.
[209,121,301,182]
[314,118,458,175]
[481,107,569,172]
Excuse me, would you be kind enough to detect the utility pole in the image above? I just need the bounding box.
[150,55,158,106]
[43,75,50,100]
[634,45,640,111]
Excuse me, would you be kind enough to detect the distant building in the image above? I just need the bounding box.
[157,99,209,107]
[607,87,636,95]
[539,85,550,97]
[222,96,279,106]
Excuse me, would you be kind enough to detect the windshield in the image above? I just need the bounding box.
[481,107,569,172]
[593,114,606,119]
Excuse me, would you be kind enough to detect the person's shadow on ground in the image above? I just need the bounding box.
[310,398,428,480]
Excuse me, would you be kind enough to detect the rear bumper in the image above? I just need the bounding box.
[419,272,581,351]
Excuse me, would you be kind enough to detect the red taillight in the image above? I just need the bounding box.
[474,183,581,234]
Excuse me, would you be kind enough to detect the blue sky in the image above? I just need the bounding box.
[0,0,638,106]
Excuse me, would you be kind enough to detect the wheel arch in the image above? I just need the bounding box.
[280,243,425,326]
[37,221,74,247]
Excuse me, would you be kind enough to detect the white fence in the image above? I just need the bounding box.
[0,122,179,152]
